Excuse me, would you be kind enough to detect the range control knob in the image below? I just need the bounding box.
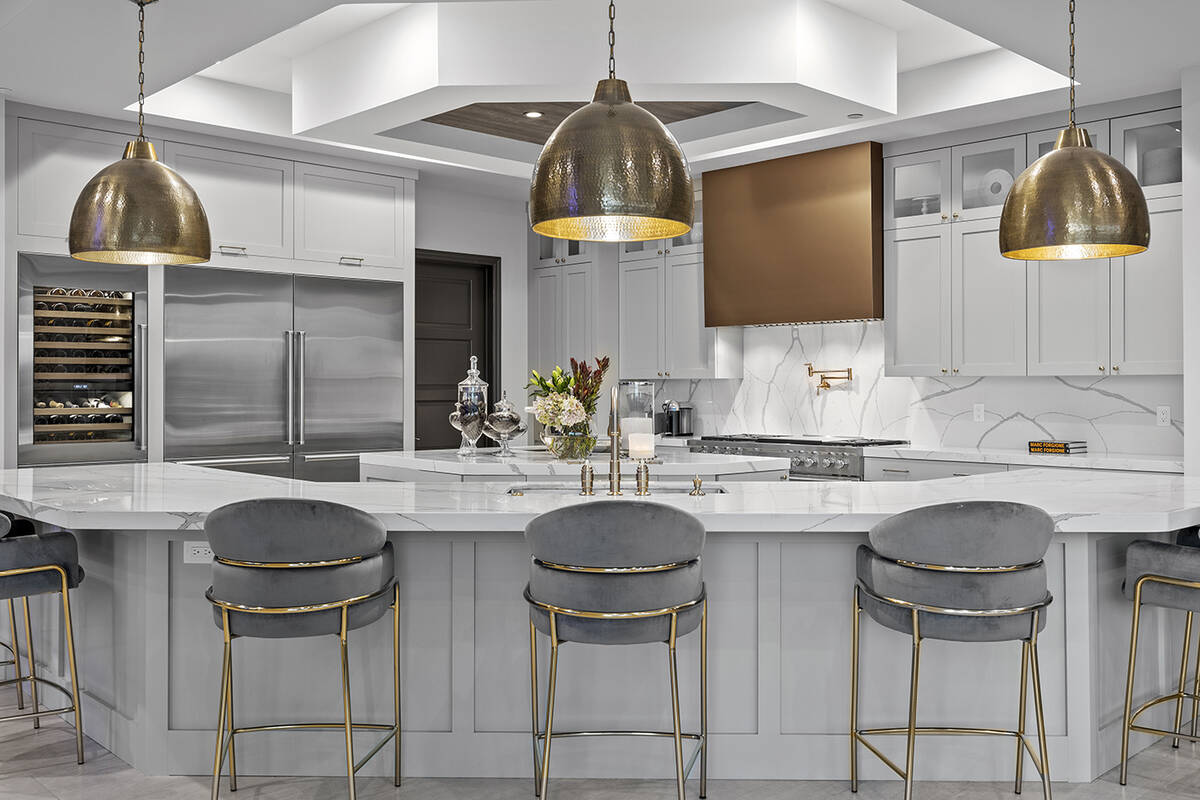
[802,456,816,467]
[833,458,848,470]
[820,456,833,468]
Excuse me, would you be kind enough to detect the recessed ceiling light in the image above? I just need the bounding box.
[524,110,544,119]
[847,113,863,119]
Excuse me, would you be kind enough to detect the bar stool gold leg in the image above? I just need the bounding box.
[529,619,541,797]
[7,599,23,711]
[850,587,861,794]
[1173,612,1194,748]
[1192,625,1200,739]
[667,613,686,800]
[1120,592,1145,786]
[393,583,402,788]
[22,598,38,729]
[699,598,708,800]
[225,641,237,791]
[211,632,231,800]
[538,613,559,800]
[1015,639,1029,794]
[903,609,922,800]
[1029,613,1051,800]
[338,607,356,800]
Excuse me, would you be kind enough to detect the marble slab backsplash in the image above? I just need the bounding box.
[653,321,1184,456]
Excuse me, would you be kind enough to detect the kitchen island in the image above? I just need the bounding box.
[0,463,1193,784]
[358,446,790,483]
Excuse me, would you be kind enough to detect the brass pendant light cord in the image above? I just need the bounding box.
[607,0,616,79]
[136,0,147,141]
[1067,0,1075,128]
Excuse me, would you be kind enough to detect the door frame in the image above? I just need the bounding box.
[413,249,503,446]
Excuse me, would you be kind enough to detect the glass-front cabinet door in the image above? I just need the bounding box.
[950,135,1026,223]
[533,232,559,267]
[1110,108,1182,199]
[1027,120,1109,165]
[560,238,590,264]
[884,149,951,229]
[532,233,591,266]
[618,239,666,262]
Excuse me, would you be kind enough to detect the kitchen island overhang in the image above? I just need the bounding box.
[0,463,1193,784]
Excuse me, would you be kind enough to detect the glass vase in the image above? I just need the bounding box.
[542,420,597,461]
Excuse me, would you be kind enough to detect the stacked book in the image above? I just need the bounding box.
[1028,440,1087,455]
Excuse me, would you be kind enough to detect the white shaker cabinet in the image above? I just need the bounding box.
[532,232,591,268]
[884,149,952,229]
[1026,258,1110,376]
[883,225,951,376]
[1110,197,1183,374]
[951,219,1026,376]
[528,261,596,373]
[618,259,666,378]
[949,135,1026,224]
[294,163,406,267]
[17,118,163,241]
[162,142,294,259]
[1110,108,1183,200]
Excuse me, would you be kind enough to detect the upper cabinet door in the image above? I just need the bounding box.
[18,119,163,241]
[883,149,951,229]
[1027,120,1109,164]
[1026,258,1110,376]
[663,252,712,379]
[561,262,595,364]
[883,225,951,376]
[560,238,591,265]
[1110,108,1182,200]
[532,232,560,268]
[618,260,665,379]
[1110,197,1183,375]
[951,219,1026,376]
[294,163,406,267]
[529,266,563,373]
[950,135,1026,223]
[163,142,294,259]
[618,239,666,262]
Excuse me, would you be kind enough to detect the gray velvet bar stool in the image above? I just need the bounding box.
[1119,530,1200,784]
[524,500,707,800]
[204,498,401,800]
[850,501,1055,800]
[0,512,86,763]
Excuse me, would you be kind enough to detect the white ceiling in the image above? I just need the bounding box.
[0,1,1196,193]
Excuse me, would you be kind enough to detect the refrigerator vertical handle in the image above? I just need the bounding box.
[285,331,296,445]
[297,330,307,445]
[136,323,148,451]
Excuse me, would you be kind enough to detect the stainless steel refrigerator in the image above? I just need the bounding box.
[17,253,149,467]
[163,266,404,481]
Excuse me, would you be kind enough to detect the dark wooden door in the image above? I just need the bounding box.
[414,252,498,451]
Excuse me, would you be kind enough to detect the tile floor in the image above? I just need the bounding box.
[1,694,1199,800]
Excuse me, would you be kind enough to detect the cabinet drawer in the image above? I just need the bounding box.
[163,142,294,259]
[295,163,406,267]
[864,457,1007,481]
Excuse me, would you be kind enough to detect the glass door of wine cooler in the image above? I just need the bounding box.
[18,253,148,466]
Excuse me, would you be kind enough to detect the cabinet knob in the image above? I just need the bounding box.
[665,371,671,377]
[952,368,959,374]
[941,214,948,221]
[941,368,947,374]
[665,249,670,254]
[657,371,663,377]
[952,212,960,219]
[1112,365,1120,372]
[1098,366,1105,372]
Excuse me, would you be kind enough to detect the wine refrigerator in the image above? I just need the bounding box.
[18,253,148,466]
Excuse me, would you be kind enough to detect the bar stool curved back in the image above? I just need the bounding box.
[524,500,707,800]
[1119,530,1200,784]
[204,498,400,800]
[0,512,86,764]
[851,501,1055,800]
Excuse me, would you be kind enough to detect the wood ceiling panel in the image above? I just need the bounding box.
[424,101,750,145]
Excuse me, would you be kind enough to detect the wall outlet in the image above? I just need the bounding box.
[1157,405,1172,427]
[183,541,214,565]
[973,403,986,423]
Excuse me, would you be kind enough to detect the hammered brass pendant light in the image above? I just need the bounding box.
[529,0,693,242]
[999,0,1148,260]
[69,0,211,265]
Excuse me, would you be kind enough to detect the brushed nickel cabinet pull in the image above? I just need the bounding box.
[218,244,248,255]
[881,468,910,474]
[339,256,365,266]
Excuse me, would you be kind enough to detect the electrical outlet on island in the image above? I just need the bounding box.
[1156,406,1172,427]
[972,403,986,423]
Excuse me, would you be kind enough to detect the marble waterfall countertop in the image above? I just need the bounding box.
[864,445,1185,473]
[359,446,788,477]
[1,462,1199,534]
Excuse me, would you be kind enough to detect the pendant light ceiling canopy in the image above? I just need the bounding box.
[529,1,693,243]
[999,0,1148,261]
[69,0,211,265]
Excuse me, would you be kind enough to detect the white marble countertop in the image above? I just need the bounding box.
[0,462,1197,534]
[359,447,788,476]
[862,445,1184,474]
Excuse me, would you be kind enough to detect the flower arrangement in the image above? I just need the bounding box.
[527,356,610,460]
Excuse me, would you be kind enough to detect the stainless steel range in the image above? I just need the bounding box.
[690,434,909,481]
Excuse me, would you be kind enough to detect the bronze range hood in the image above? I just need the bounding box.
[702,141,883,327]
